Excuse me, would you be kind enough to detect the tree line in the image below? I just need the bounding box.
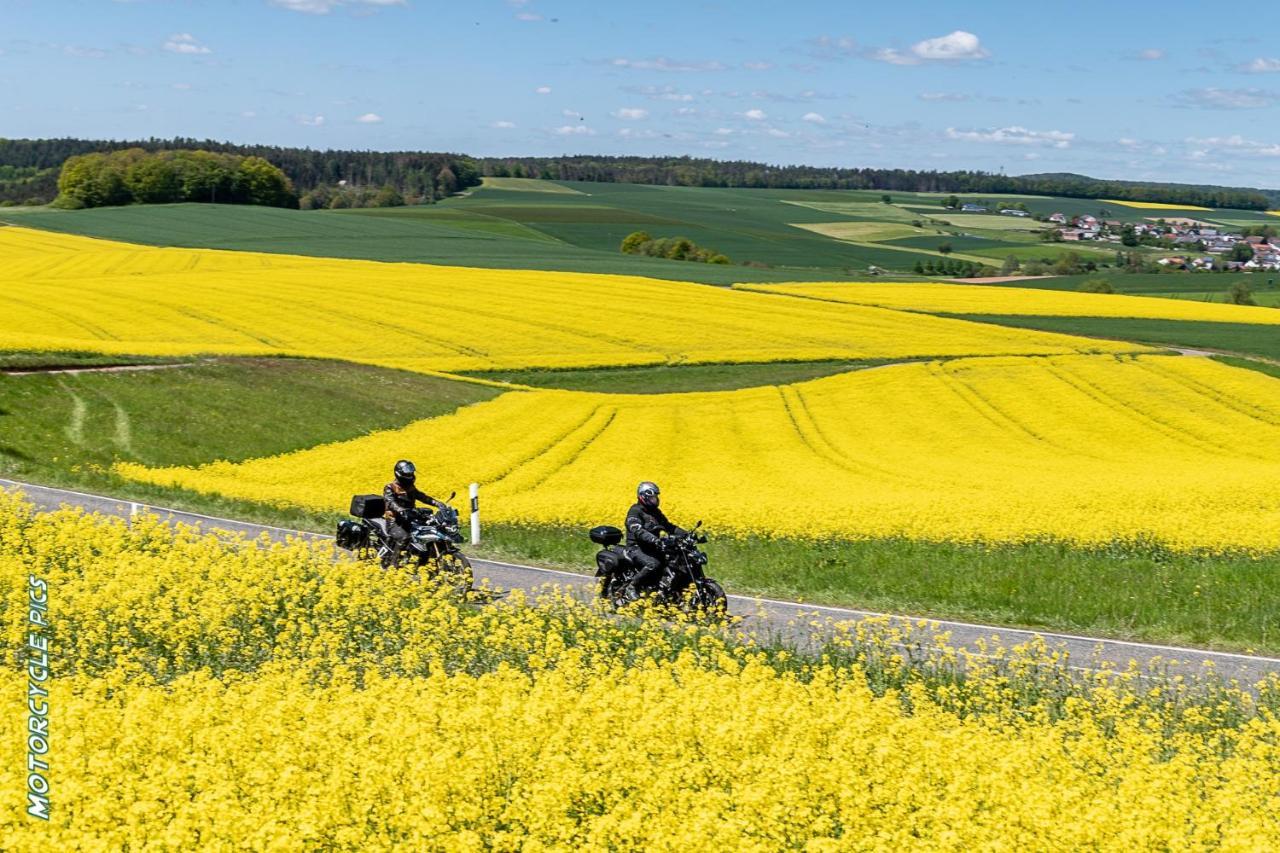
[478,156,1275,210]
[56,149,296,209]
[0,137,482,206]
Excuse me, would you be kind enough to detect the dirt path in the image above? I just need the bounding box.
[2,361,204,377]
[948,275,1064,284]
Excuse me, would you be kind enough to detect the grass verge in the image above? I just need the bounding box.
[0,355,500,473]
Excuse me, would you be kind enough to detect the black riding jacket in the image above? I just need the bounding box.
[625,502,685,549]
[383,480,441,524]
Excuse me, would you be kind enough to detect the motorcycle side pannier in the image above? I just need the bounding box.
[336,520,368,550]
[589,525,623,546]
[350,494,385,519]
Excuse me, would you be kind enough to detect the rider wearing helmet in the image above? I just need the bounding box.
[624,481,686,599]
[383,459,445,566]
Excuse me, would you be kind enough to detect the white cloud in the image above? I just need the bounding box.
[618,127,658,139]
[1137,48,1165,61]
[163,33,211,55]
[269,0,406,14]
[491,120,517,129]
[554,125,595,136]
[742,60,773,71]
[608,57,726,72]
[562,109,582,118]
[172,82,192,90]
[674,107,698,116]
[1177,87,1279,109]
[801,111,826,124]
[1187,134,1280,157]
[64,45,109,59]
[242,110,257,118]
[918,92,972,102]
[1241,57,1280,74]
[623,84,695,102]
[535,85,552,94]
[613,107,648,120]
[945,125,1074,148]
[356,112,382,123]
[713,127,734,135]
[766,128,790,138]
[743,108,767,120]
[516,12,542,21]
[805,35,858,59]
[868,30,989,66]
[297,114,325,126]
[912,31,989,61]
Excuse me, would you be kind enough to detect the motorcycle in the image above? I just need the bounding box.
[589,520,728,618]
[337,492,473,593]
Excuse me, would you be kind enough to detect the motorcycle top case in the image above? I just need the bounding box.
[349,494,386,519]
[589,525,623,546]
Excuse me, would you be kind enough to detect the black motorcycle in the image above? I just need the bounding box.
[337,492,473,592]
[589,521,728,618]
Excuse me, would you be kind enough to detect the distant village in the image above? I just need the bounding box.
[958,202,1279,272]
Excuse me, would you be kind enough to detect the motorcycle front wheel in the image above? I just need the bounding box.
[432,550,474,595]
[692,578,728,620]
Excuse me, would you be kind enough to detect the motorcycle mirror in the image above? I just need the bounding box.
[694,520,703,529]
[447,490,456,502]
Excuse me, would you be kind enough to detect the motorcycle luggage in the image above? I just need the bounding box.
[589,525,623,546]
[350,494,385,519]
[595,548,624,577]
[336,520,368,550]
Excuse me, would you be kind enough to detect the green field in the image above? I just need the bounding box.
[461,359,904,393]
[948,315,1280,362]
[0,204,809,285]
[7,180,1271,281]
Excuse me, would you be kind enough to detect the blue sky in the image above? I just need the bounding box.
[3,0,1278,187]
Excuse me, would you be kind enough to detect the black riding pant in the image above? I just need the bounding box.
[627,544,668,589]
[387,520,411,562]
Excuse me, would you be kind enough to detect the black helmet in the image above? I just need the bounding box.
[637,481,660,508]
[394,459,416,485]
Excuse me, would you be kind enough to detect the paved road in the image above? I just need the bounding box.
[6,477,1280,685]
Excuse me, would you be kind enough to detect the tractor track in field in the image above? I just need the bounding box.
[5,477,1280,687]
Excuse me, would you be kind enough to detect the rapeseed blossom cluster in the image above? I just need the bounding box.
[0,227,1141,372]
[741,281,1280,325]
[3,494,1280,848]
[122,353,1280,552]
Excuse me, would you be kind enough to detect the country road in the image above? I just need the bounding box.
[5,477,1279,685]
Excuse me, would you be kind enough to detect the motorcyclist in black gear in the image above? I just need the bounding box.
[383,459,445,567]
[624,481,686,600]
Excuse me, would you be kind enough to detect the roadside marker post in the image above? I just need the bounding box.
[469,483,480,545]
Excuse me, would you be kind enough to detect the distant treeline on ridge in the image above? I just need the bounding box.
[480,156,1275,210]
[0,137,1273,210]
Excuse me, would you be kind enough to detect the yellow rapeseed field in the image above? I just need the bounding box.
[0,227,1142,371]
[1101,199,1213,210]
[120,353,1280,552]
[5,496,1280,848]
[739,281,1280,325]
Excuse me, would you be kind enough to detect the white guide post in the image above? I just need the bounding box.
[469,482,480,545]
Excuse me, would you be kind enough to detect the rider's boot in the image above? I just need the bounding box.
[656,568,675,601]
